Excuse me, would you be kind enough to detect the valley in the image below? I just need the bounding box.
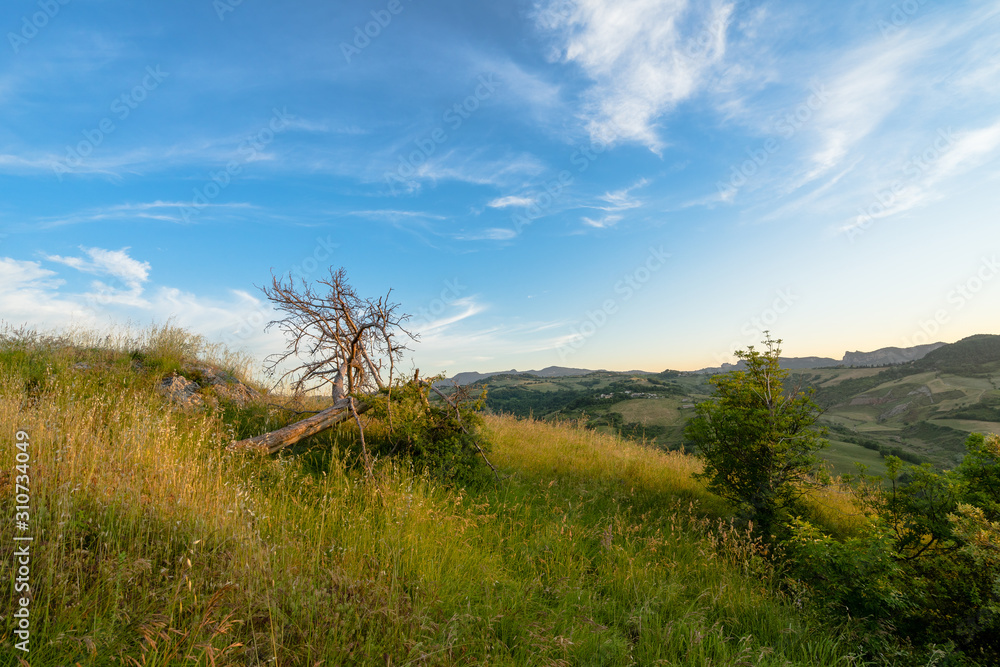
[468,334,1000,475]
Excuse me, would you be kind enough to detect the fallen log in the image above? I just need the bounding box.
[227,397,369,455]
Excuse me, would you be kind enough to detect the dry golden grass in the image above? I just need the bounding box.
[0,327,879,665]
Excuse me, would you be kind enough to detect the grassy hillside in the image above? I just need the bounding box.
[0,327,886,666]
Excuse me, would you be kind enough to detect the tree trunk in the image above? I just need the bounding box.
[227,397,369,455]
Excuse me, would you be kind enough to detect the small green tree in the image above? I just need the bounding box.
[685,334,828,537]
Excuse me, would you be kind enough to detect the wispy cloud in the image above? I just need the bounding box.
[453,227,518,241]
[802,42,918,182]
[349,209,447,221]
[536,0,735,152]
[487,195,536,208]
[598,178,647,211]
[416,296,487,334]
[578,178,647,228]
[410,150,547,189]
[46,246,151,290]
[581,214,622,228]
[33,201,256,228]
[837,119,1000,235]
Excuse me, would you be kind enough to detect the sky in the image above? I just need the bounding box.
[1,0,999,378]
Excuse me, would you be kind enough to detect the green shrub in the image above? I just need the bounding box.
[783,517,909,620]
[365,380,494,486]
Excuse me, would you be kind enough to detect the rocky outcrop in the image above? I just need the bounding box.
[157,363,261,410]
[158,374,204,409]
[879,402,911,421]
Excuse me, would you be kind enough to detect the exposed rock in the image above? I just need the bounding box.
[157,363,262,410]
[879,402,911,421]
[158,373,204,409]
[184,363,261,405]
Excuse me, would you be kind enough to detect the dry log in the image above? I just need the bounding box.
[227,397,369,455]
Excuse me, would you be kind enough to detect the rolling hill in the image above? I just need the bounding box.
[473,335,1000,474]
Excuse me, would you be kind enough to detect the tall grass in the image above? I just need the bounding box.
[1,328,876,665]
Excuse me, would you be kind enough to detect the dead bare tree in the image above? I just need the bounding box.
[228,268,414,465]
[228,268,500,483]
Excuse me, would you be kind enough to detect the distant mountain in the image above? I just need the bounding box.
[693,356,838,375]
[443,366,599,386]
[446,338,986,385]
[843,342,945,367]
[692,342,947,374]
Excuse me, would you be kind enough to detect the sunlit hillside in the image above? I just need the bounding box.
[0,326,885,666]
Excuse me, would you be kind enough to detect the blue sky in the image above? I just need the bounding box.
[2,0,999,376]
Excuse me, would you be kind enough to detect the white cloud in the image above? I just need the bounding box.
[0,250,286,371]
[599,178,648,210]
[46,246,151,291]
[802,44,916,181]
[577,178,647,229]
[0,258,97,328]
[454,227,518,241]
[487,195,536,208]
[536,0,734,152]
[0,258,62,291]
[348,209,446,221]
[837,120,1000,234]
[581,214,622,228]
[414,297,487,334]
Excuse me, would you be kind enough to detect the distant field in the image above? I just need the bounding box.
[478,357,1000,474]
[614,398,681,426]
[930,418,1000,435]
[807,367,886,386]
[822,438,888,477]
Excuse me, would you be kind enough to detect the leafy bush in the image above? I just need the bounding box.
[686,335,829,538]
[784,517,909,620]
[787,433,1000,663]
[365,380,494,486]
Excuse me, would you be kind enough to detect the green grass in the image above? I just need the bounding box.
[929,418,1000,436]
[612,397,681,426]
[0,327,924,665]
[822,438,888,477]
